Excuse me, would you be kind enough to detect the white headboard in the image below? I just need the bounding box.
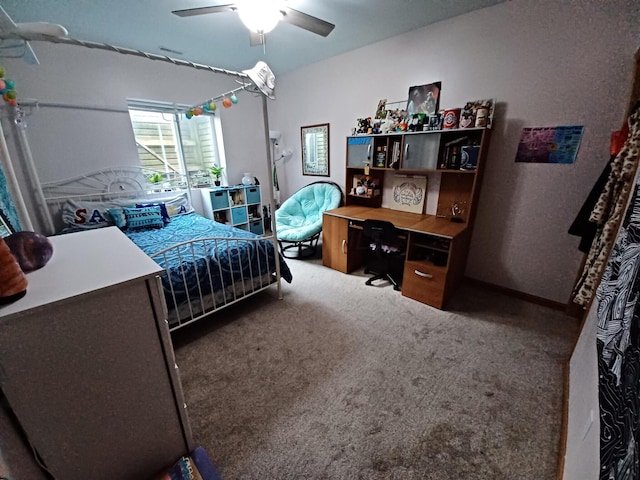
[41,166,191,234]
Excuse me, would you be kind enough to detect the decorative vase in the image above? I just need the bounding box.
[242,172,254,186]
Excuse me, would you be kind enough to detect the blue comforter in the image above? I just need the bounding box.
[124,213,292,309]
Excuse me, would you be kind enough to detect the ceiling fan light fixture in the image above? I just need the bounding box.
[237,0,282,34]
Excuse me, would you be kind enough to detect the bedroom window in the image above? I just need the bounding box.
[127,100,226,186]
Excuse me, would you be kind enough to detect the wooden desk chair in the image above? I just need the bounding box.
[362,219,406,291]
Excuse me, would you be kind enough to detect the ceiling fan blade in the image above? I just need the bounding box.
[0,6,42,64]
[0,5,18,33]
[172,4,237,17]
[23,41,39,64]
[280,7,334,37]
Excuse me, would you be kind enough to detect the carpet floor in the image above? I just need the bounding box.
[172,247,578,479]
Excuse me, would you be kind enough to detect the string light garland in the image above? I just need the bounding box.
[0,65,18,106]
[184,85,247,119]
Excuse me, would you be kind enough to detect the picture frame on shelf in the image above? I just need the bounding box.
[301,123,330,176]
[390,176,427,214]
[374,99,387,119]
[406,82,441,116]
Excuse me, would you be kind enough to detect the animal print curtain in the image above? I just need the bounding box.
[596,149,640,479]
[572,109,640,307]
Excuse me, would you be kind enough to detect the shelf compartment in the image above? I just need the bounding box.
[209,190,230,210]
[246,187,261,204]
[372,137,390,168]
[437,130,483,170]
[230,206,248,225]
[249,219,264,235]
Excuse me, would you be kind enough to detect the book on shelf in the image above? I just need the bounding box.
[439,136,472,170]
[389,141,401,169]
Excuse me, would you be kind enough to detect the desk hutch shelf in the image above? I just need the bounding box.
[324,126,492,309]
[345,127,490,223]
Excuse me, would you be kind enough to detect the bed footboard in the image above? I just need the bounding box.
[150,235,284,332]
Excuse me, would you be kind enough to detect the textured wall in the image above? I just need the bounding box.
[269,0,639,304]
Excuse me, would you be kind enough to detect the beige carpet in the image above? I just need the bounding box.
[172,247,577,479]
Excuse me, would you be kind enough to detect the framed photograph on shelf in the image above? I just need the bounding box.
[375,99,387,119]
[406,82,441,116]
[301,123,330,176]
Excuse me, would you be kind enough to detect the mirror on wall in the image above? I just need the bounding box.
[301,123,330,176]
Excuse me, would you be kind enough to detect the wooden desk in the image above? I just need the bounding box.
[322,206,471,309]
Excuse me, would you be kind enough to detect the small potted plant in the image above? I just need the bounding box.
[209,164,224,186]
[148,172,164,191]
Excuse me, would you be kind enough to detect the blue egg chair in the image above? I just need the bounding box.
[275,181,343,258]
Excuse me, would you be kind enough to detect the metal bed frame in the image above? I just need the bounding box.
[41,166,284,331]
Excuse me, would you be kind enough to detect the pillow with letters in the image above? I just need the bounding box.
[62,200,120,230]
[163,192,194,217]
[60,193,193,230]
[123,205,165,230]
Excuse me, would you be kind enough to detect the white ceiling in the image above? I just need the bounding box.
[0,0,506,75]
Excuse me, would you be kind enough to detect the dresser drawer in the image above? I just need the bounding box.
[401,260,446,308]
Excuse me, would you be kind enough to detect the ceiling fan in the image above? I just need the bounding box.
[172,1,335,47]
[0,6,68,64]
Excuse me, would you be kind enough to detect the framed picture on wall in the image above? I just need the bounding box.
[301,123,330,176]
[406,82,441,116]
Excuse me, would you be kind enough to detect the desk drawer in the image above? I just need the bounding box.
[402,260,446,308]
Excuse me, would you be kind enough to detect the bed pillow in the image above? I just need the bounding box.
[136,202,170,223]
[62,200,119,230]
[163,192,194,217]
[122,205,165,230]
[107,207,127,229]
[60,193,192,230]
